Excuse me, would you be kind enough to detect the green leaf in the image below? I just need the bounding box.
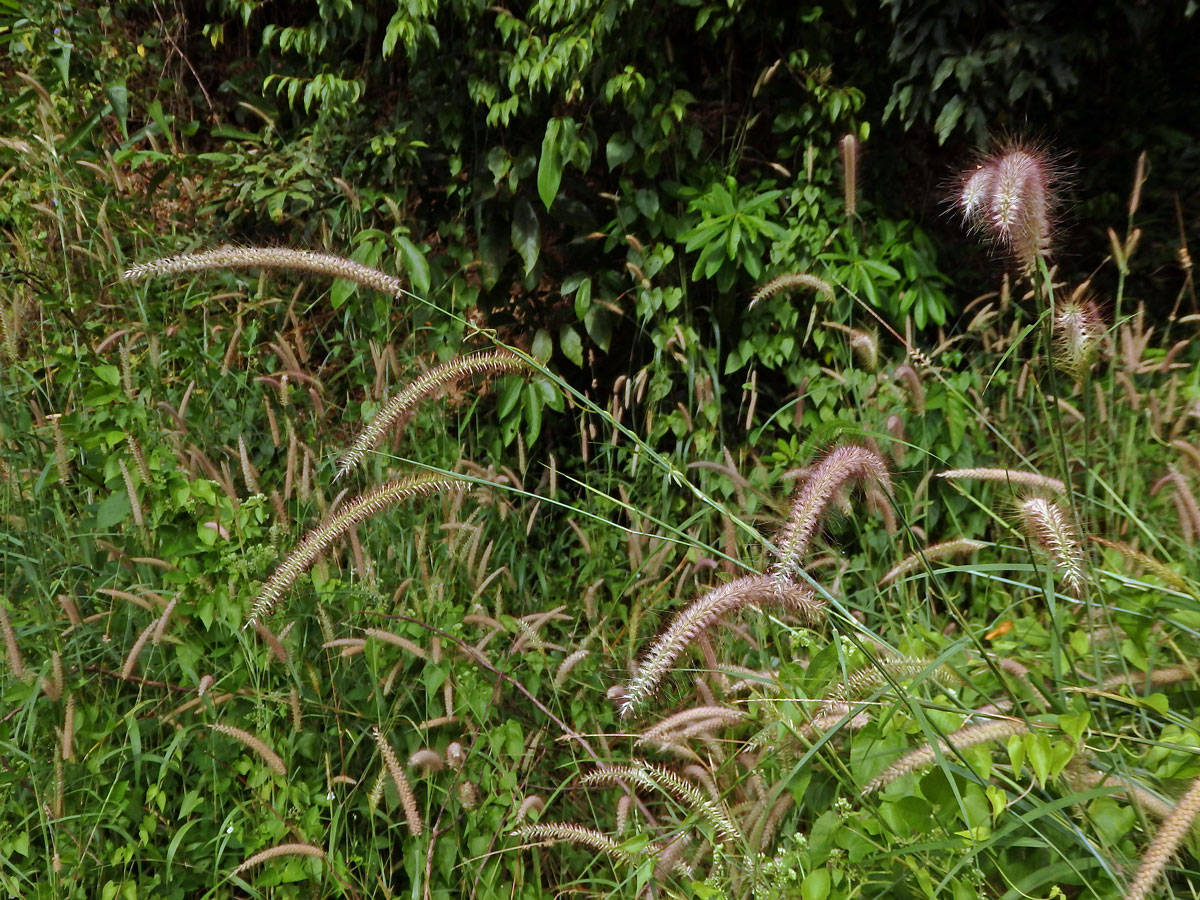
[559,325,583,367]
[934,95,965,144]
[511,199,541,275]
[105,81,129,139]
[397,236,431,295]
[606,132,635,169]
[95,490,131,529]
[537,119,563,210]
[531,328,553,364]
[801,868,830,900]
[572,276,592,319]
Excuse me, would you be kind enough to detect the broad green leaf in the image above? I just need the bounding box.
[559,324,583,367]
[397,235,431,295]
[511,199,541,275]
[537,118,563,210]
[606,132,634,169]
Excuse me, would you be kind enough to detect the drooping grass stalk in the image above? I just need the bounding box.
[582,761,741,843]
[1125,771,1200,900]
[772,445,891,583]
[210,724,286,776]
[1019,497,1086,597]
[620,575,824,716]
[336,350,534,480]
[123,246,405,297]
[0,605,25,679]
[748,272,835,310]
[374,726,423,836]
[232,842,325,876]
[936,468,1066,495]
[862,718,1032,796]
[511,822,630,863]
[249,473,464,624]
[879,539,987,586]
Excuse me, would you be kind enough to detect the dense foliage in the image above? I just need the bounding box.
[2,2,1200,900]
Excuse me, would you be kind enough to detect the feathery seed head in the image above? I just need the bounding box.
[772,444,891,583]
[1053,293,1104,381]
[1018,497,1085,596]
[953,141,1059,275]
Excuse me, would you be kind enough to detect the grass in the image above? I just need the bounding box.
[4,75,1200,900]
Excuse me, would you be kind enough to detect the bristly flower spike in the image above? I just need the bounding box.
[954,141,1058,275]
[772,444,891,583]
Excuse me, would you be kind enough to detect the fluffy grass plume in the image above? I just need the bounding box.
[840,133,858,217]
[373,726,423,836]
[1019,497,1086,596]
[336,351,533,480]
[582,761,741,843]
[511,822,630,863]
[1053,291,1105,381]
[772,445,891,583]
[937,467,1067,496]
[954,141,1058,275]
[1125,771,1200,900]
[123,246,405,297]
[862,718,1031,795]
[879,539,988,586]
[232,842,325,876]
[0,605,25,679]
[249,473,463,623]
[210,724,287,776]
[620,575,823,716]
[748,272,835,310]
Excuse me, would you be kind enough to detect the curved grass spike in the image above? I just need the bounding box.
[123,246,405,297]
[748,272,834,310]
[510,822,631,864]
[336,351,534,480]
[581,761,742,844]
[1126,771,1200,900]
[1018,497,1086,597]
[232,842,325,876]
[772,444,891,584]
[249,473,465,624]
[861,717,1031,796]
[936,467,1066,496]
[620,575,824,717]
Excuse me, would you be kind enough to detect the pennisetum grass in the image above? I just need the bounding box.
[772,444,891,583]
[210,724,287,776]
[748,272,835,310]
[123,245,405,297]
[936,467,1067,495]
[619,575,824,716]
[249,473,465,624]
[336,350,534,480]
[1125,771,1200,900]
[373,726,423,836]
[1018,497,1086,597]
[581,761,741,843]
[231,842,325,876]
[862,718,1032,796]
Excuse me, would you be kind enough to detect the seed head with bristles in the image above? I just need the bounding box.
[772,445,892,583]
[619,575,824,717]
[1053,293,1105,381]
[748,273,835,310]
[123,246,405,297]
[953,141,1059,275]
[1018,497,1086,597]
[1125,771,1200,900]
[336,351,534,480]
[249,473,465,624]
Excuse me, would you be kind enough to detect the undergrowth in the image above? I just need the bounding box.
[3,41,1200,900]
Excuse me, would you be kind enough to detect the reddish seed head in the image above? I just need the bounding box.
[954,141,1058,275]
